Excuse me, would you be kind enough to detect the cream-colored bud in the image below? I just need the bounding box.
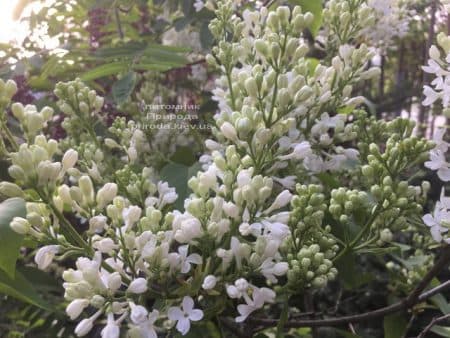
[10,217,31,235]
[304,12,314,26]
[244,77,258,97]
[220,122,238,141]
[96,183,118,209]
[255,39,268,56]
[94,96,104,110]
[5,80,18,98]
[11,103,25,120]
[276,6,290,26]
[62,149,78,171]
[40,106,53,120]
[104,138,120,149]
[79,176,94,204]
[0,182,24,198]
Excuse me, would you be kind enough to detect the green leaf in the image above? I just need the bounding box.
[356,246,399,255]
[294,0,323,36]
[0,268,51,310]
[431,326,450,337]
[132,63,173,72]
[200,21,214,49]
[18,266,62,293]
[170,146,197,166]
[431,293,450,315]
[80,61,130,81]
[112,71,137,105]
[0,198,26,278]
[160,162,199,210]
[317,173,340,189]
[334,253,372,289]
[337,105,354,115]
[384,313,407,338]
[307,57,320,75]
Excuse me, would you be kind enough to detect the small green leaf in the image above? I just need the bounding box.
[294,0,323,37]
[0,268,51,310]
[0,198,26,278]
[337,105,354,115]
[384,313,407,338]
[431,293,450,315]
[80,61,130,81]
[307,57,320,75]
[317,173,340,189]
[112,71,137,105]
[431,326,450,337]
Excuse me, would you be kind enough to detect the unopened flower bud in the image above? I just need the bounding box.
[96,183,118,209]
[127,278,148,294]
[10,217,31,235]
[62,149,78,171]
[202,275,218,290]
[0,182,24,198]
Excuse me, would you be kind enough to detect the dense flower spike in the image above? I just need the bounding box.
[0,1,446,337]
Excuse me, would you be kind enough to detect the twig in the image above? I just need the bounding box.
[250,245,450,329]
[401,314,416,338]
[114,5,124,40]
[405,245,450,307]
[251,281,450,328]
[417,313,450,338]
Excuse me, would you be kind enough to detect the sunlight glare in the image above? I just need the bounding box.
[0,1,28,44]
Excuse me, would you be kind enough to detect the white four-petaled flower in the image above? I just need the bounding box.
[168,296,204,335]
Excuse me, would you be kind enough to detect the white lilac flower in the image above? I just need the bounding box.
[423,189,450,244]
[230,237,251,269]
[259,258,289,283]
[235,286,276,322]
[278,141,312,161]
[265,190,292,214]
[272,176,296,189]
[168,245,202,273]
[130,303,159,338]
[172,212,203,243]
[157,182,178,207]
[122,206,142,230]
[130,303,149,324]
[168,296,204,335]
[75,310,102,337]
[425,150,450,182]
[226,278,249,299]
[101,313,120,338]
[432,128,450,153]
[193,0,204,12]
[66,299,89,320]
[89,215,108,233]
[35,245,59,270]
[93,237,119,254]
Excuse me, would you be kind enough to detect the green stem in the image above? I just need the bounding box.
[276,295,290,338]
[225,66,237,111]
[333,205,381,262]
